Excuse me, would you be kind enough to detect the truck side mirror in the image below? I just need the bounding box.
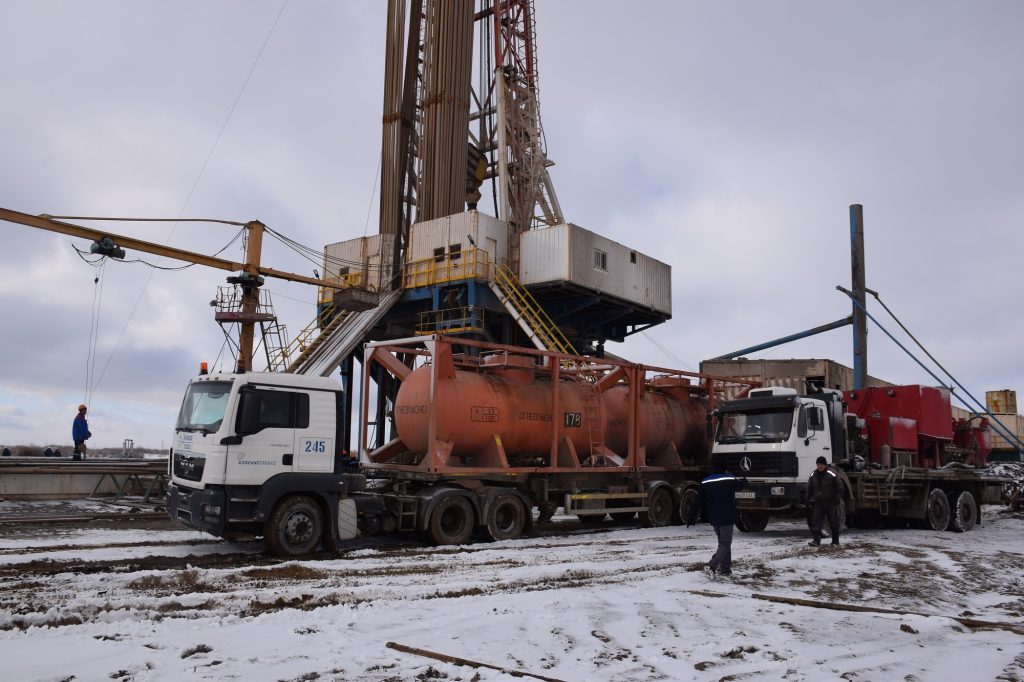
[808,407,824,431]
[797,406,808,439]
[236,392,263,435]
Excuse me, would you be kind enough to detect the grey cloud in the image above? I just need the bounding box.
[0,1,1021,448]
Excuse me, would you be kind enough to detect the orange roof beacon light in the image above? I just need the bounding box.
[199,361,209,376]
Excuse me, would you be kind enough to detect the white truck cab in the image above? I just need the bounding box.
[711,386,850,530]
[167,371,366,555]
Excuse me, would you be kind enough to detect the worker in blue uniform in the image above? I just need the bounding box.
[687,464,749,577]
[72,404,91,457]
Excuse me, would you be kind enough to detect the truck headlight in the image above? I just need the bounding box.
[202,504,222,519]
[771,486,785,496]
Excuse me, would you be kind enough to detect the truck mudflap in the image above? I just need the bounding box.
[337,498,358,541]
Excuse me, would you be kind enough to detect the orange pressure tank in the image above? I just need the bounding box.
[393,354,708,462]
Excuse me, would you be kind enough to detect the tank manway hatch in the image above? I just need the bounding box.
[518,223,671,346]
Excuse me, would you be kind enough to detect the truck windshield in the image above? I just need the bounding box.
[176,381,232,434]
[717,409,794,443]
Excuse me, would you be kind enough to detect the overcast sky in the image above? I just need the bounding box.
[1,1,1021,448]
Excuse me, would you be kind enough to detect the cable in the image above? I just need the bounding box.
[91,1,289,397]
[363,154,382,237]
[837,287,1024,452]
[212,335,230,374]
[263,226,387,274]
[88,260,106,406]
[867,290,959,396]
[865,288,1024,452]
[640,330,695,372]
[265,288,317,306]
[47,216,246,227]
[72,245,106,266]
[84,262,103,403]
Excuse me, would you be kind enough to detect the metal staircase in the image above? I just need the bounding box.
[489,263,576,355]
[276,303,352,373]
[287,289,403,377]
[262,318,291,372]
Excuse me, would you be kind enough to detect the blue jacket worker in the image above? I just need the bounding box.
[72,404,92,456]
[687,465,749,577]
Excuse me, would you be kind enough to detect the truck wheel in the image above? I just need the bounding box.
[427,495,475,545]
[486,494,527,541]
[735,509,769,533]
[948,491,977,532]
[640,487,674,527]
[264,495,323,557]
[679,487,701,525]
[925,488,950,531]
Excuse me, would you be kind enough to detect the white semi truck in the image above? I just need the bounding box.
[166,370,369,556]
[166,337,749,557]
[711,385,1007,533]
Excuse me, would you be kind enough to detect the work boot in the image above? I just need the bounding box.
[808,538,820,547]
[831,536,840,546]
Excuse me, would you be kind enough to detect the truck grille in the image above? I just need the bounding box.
[713,451,798,477]
[173,453,206,482]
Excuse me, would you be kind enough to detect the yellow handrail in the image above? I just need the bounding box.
[267,301,344,371]
[402,248,491,289]
[492,262,577,356]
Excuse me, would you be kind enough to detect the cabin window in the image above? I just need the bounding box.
[239,389,310,431]
[433,247,445,263]
[448,243,462,261]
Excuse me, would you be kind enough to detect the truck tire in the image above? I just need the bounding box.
[427,494,475,545]
[264,495,323,557]
[486,494,527,541]
[640,487,674,528]
[925,488,950,531]
[948,490,977,532]
[735,509,769,533]
[679,487,701,525]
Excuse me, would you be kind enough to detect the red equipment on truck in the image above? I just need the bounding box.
[711,383,1005,534]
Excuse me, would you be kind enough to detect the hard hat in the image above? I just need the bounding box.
[78,404,87,411]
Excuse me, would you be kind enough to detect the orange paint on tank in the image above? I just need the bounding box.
[394,361,707,459]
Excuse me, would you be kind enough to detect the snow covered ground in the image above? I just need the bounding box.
[1,509,1022,682]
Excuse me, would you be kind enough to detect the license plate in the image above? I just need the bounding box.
[735,491,755,499]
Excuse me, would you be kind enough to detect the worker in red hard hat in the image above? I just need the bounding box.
[72,404,92,458]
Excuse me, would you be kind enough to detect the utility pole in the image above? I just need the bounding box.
[850,204,867,389]
[236,220,265,373]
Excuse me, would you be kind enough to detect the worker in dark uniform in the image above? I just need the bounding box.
[806,455,842,546]
[687,464,749,577]
[72,404,91,458]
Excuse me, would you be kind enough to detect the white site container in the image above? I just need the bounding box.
[518,223,672,315]
[324,233,397,292]
[406,211,509,267]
